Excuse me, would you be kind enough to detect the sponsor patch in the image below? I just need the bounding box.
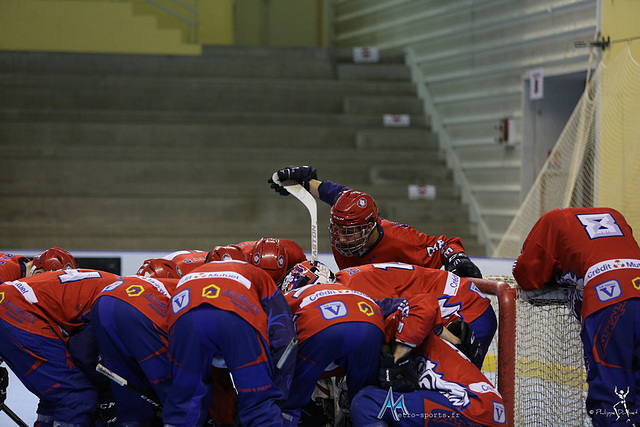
[319,301,348,320]
[493,401,506,424]
[595,279,622,302]
[172,289,190,314]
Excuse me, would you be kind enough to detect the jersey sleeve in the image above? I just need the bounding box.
[317,180,350,205]
[385,293,443,347]
[512,217,560,291]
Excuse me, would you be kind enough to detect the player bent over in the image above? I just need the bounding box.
[0,246,76,283]
[269,166,482,278]
[0,268,121,426]
[350,293,506,426]
[278,261,387,426]
[164,258,296,427]
[90,259,182,426]
[513,207,640,426]
[336,262,495,368]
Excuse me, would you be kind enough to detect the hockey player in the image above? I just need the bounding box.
[278,261,386,426]
[90,259,182,426]
[269,166,482,278]
[336,262,495,367]
[512,207,640,426]
[164,258,296,427]
[0,246,76,282]
[349,292,506,426]
[0,268,120,426]
[161,237,307,282]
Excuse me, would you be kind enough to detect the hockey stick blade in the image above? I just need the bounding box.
[271,172,318,262]
[0,404,29,427]
[96,364,162,408]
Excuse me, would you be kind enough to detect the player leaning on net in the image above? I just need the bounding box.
[513,207,640,427]
[269,165,482,278]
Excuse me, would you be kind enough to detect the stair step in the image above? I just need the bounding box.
[0,109,431,128]
[337,63,412,81]
[344,96,423,114]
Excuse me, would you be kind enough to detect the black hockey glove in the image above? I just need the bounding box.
[268,165,318,196]
[379,353,419,393]
[96,388,118,427]
[447,320,484,368]
[445,252,482,278]
[0,366,8,405]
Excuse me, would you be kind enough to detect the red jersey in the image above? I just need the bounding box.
[331,218,465,270]
[386,294,505,426]
[513,207,640,322]
[284,283,384,342]
[0,253,29,283]
[97,276,178,331]
[336,262,490,325]
[169,260,279,343]
[162,250,208,275]
[0,269,120,339]
[237,239,308,270]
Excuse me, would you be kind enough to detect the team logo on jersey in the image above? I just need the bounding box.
[633,277,640,291]
[126,285,145,297]
[595,279,622,302]
[319,301,348,320]
[493,401,506,424]
[377,387,409,421]
[358,301,374,316]
[203,284,221,299]
[0,292,4,304]
[172,289,190,314]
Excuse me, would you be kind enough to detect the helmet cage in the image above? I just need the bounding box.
[329,221,374,257]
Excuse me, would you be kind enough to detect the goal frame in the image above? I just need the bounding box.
[472,277,517,426]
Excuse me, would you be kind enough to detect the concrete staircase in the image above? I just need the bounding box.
[0,46,484,256]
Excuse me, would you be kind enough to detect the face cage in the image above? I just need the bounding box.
[329,222,372,257]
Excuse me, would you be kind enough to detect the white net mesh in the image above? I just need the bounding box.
[493,43,640,258]
[481,276,589,426]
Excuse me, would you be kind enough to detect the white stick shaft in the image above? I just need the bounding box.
[272,172,318,262]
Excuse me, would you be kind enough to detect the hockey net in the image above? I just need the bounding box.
[475,276,589,427]
[493,43,640,259]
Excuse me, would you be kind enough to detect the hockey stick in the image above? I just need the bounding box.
[0,404,29,427]
[271,172,318,262]
[95,364,162,409]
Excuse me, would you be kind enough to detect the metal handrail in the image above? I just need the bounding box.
[143,0,199,43]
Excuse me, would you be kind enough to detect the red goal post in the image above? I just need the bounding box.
[472,277,517,426]
[472,276,589,426]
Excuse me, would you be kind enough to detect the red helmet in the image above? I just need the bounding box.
[279,260,335,293]
[206,245,247,263]
[249,238,289,284]
[31,247,76,274]
[329,190,378,256]
[136,258,183,279]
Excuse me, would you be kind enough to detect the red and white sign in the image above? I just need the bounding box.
[383,114,410,127]
[353,47,380,63]
[408,185,436,200]
[529,67,544,100]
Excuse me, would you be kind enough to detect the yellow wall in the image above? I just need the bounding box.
[0,0,202,54]
[601,0,640,59]
[599,1,640,228]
